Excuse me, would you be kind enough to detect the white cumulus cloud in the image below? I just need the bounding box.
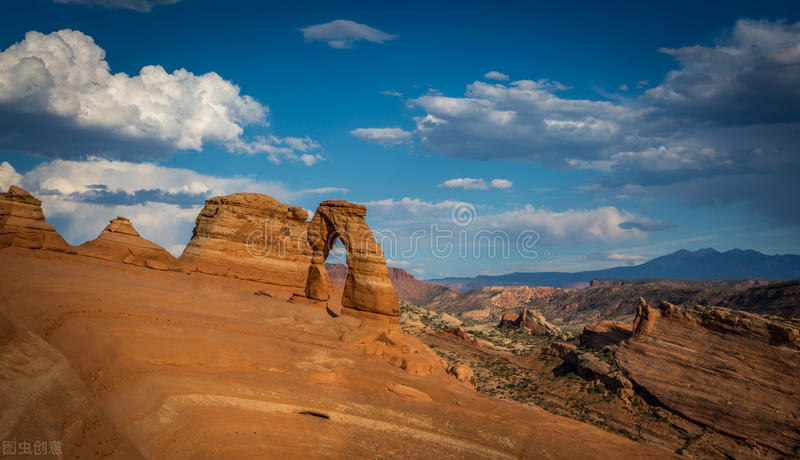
[0,29,320,163]
[4,157,348,251]
[490,178,513,189]
[299,20,396,49]
[0,162,23,191]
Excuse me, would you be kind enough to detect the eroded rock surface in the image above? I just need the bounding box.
[0,186,70,252]
[580,320,633,348]
[545,342,633,391]
[498,308,567,339]
[179,193,312,293]
[76,217,181,271]
[616,299,800,455]
[306,200,398,316]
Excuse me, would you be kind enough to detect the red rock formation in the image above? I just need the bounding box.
[498,308,566,339]
[306,200,398,316]
[579,320,633,348]
[446,363,477,389]
[616,299,800,455]
[76,217,181,271]
[544,342,633,392]
[179,193,399,316]
[0,186,70,252]
[179,193,312,293]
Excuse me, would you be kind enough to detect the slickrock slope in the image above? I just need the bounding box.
[0,248,669,459]
[179,193,313,294]
[0,189,669,458]
[579,320,633,348]
[616,298,800,455]
[0,186,70,252]
[76,217,181,271]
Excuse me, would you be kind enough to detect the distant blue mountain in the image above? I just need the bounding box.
[427,248,800,291]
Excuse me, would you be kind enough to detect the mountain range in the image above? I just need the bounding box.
[427,248,800,291]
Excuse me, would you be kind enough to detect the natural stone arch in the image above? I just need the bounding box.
[305,200,399,316]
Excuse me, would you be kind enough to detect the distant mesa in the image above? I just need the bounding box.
[0,186,70,252]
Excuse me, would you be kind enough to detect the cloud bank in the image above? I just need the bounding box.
[0,29,320,164]
[353,19,800,223]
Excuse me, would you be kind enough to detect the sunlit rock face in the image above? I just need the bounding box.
[76,217,181,271]
[0,185,70,252]
[306,200,399,316]
[178,192,313,293]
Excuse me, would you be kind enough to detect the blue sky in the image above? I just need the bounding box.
[1,0,799,278]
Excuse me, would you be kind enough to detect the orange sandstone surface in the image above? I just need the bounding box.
[0,187,670,458]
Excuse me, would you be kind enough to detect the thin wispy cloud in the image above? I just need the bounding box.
[484,71,509,81]
[299,19,396,49]
[53,0,180,12]
[438,178,514,190]
[350,127,413,145]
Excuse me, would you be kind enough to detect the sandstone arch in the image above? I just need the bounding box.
[305,200,399,316]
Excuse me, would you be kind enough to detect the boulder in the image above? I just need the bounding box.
[616,298,800,455]
[306,200,398,316]
[579,320,633,348]
[0,186,70,252]
[446,363,477,389]
[179,193,313,293]
[76,217,181,270]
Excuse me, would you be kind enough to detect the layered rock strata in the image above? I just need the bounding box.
[179,193,313,293]
[616,299,800,455]
[0,186,70,252]
[76,217,181,271]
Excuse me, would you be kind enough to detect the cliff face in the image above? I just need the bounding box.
[616,299,800,455]
[179,193,313,293]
